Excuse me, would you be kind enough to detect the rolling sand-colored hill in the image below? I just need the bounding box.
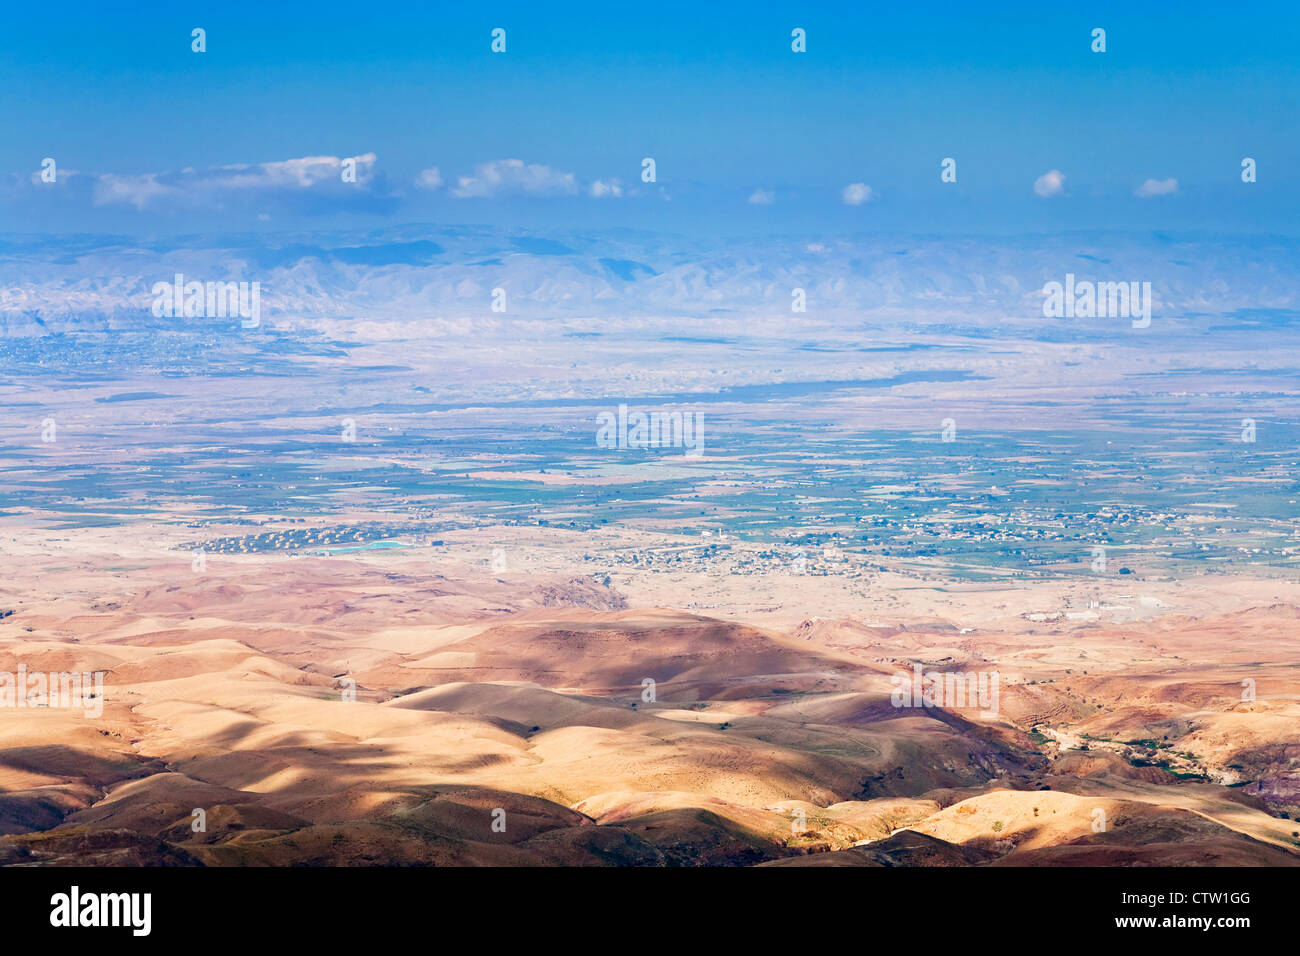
[1,550,1297,866]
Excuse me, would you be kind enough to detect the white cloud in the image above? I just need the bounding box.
[415,167,443,190]
[29,167,82,186]
[195,153,377,191]
[841,182,873,205]
[91,153,390,212]
[28,153,629,214]
[1135,177,1178,198]
[451,159,578,198]
[1033,169,1066,198]
[93,173,179,209]
[748,188,775,205]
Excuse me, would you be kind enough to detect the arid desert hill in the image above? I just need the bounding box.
[1,551,1298,866]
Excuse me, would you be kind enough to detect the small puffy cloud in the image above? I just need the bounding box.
[589,178,623,198]
[748,188,775,205]
[451,159,578,198]
[1135,177,1178,198]
[1033,169,1066,198]
[415,167,443,190]
[841,182,873,205]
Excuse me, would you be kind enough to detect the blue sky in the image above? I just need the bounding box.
[2,0,1297,236]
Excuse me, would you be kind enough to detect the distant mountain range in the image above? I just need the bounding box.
[2,227,1298,337]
